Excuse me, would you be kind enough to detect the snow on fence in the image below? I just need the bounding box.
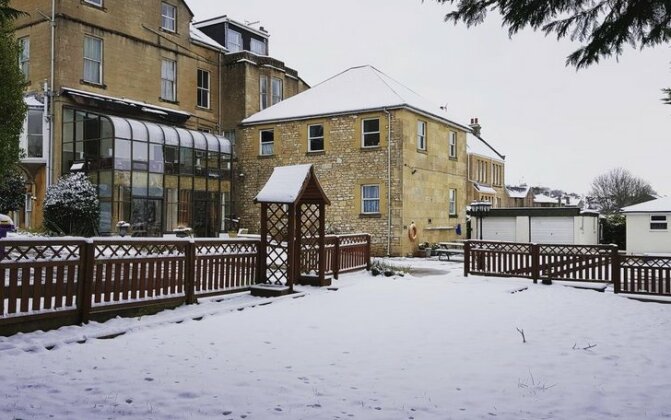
[0,234,370,335]
[299,234,371,279]
[464,240,671,297]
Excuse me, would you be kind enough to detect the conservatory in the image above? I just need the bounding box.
[61,108,232,237]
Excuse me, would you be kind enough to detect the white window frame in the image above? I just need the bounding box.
[260,129,274,156]
[197,69,210,109]
[361,184,380,214]
[259,76,269,110]
[83,36,103,85]
[250,38,266,55]
[271,77,283,105]
[417,120,426,151]
[226,28,243,52]
[161,59,176,101]
[84,0,103,6]
[449,189,456,215]
[361,118,380,148]
[161,2,176,32]
[650,215,668,231]
[308,124,324,152]
[18,37,29,80]
[449,131,457,158]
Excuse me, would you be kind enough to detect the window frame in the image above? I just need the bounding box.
[84,0,103,7]
[259,129,274,156]
[226,28,243,52]
[250,38,266,55]
[161,58,176,101]
[308,124,324,152]
[361,184,380,214]
[259,75,269,110]
[417,120,427,151]
[82,35,103,85]
[18,37,29,80]
[271,77,283,105]
[449,189,457,215]
[650,215,668,231]
[196,68,210,109]
[449,131,457,158]
[361,118,381,148]
[161,2,177,32]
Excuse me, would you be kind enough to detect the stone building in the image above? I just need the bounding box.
[10,1,306,235]
[466,119,507,208]
[237,65,472,256]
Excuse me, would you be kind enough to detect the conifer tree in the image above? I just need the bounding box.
[0,0,27,179]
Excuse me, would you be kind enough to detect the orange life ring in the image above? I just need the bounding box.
[408,222,417,241]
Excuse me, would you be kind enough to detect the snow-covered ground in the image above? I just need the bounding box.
[1,257,671,419]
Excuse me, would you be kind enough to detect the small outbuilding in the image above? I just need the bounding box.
[252,164,331,296]
[473,207,599,244]
[622,196,671,254]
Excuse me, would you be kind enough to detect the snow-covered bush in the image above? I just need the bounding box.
[43,172,99,236]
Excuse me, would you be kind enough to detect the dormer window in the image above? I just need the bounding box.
[250,38,266,55]
[226,28,242,52]
[161,2,176,32]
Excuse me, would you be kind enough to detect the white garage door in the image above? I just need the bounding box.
[481,217,516,242]
[530,217,574,244]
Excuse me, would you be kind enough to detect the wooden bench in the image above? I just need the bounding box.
[434,248,464,261]
[435,242,465,261]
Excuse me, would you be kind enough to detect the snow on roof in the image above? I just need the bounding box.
[474,183,497,195]
[242,65,467,129]
[622,196,671,213]
[534,194,559,204]
[467,133,504,162]
[24,95,43,107]
[189,25,226,51]
[506,185,530,198]
[255,164,313,204]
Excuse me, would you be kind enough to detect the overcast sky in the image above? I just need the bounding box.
[189,0,671,196]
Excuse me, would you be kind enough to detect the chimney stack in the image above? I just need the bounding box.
[469,117,481,136]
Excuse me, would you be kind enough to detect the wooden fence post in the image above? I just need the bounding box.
[333,237,340,280]
[78,239,95,324]
[463,240,470,277]
[365,234,371,270]
[184,239,196,304]
[612,245,621,294]
[531,243,540,284]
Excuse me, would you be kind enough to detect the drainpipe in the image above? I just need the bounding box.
[47,0,56,187]
[384,108,391,256]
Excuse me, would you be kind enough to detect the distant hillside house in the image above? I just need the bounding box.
[238,65,472,256]
[506,185,533,207]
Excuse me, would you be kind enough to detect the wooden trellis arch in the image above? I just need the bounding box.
[253,164,331,293]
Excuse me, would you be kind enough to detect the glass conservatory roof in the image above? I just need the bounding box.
[107,115,231,154]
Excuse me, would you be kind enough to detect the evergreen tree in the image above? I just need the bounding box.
[0,169,24,214]
[0,0,27,179]
[435,1,671,102]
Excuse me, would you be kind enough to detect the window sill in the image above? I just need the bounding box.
[258,154,275,159]
[159,98,179,105]
[80,80,106,89]
[449,157,458,161]
[359,213,381,219]
[195,106,212,112]
[360,146,381,151]
[449,214,459,218]
[306,150,325,156]
[416,149,427,154]
[159,28,178,35]
[82,0,105,10]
